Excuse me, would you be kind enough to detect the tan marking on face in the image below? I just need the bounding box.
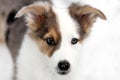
[0,13,6,44]
[16,2,61,57]
[39,26,61,57]
[69,4,106,41]
[29,18,61,57]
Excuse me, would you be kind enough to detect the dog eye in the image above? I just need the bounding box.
[46,37,56,46]
[71,38,79,45]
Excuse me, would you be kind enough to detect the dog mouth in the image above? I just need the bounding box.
[57,70,70,75]
[56,67,71,75]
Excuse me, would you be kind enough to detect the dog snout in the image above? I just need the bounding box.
[57,60,70,75]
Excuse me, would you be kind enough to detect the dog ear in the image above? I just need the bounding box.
[15,2,51,31]
[70,5,106,34]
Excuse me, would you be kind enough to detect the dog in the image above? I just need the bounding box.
[15,1,106,80]
[0,11,13,80]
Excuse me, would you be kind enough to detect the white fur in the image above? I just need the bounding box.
[0,44,13,80]
[16,3,82,80]
[16,34,53,80]
[50,6,83,76]
[16,34,79,80]
[16,0,120,80]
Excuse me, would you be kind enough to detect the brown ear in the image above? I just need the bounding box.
[70,5,106,34]
[15,2,51,31]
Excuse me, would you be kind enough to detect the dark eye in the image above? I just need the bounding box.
[71,38,79,45]
[46,37,56,46]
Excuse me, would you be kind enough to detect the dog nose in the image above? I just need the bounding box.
[57,60,70,75]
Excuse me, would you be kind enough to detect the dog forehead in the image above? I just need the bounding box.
[52,6,79,39]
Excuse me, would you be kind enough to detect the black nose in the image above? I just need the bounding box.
[57,60,70,75]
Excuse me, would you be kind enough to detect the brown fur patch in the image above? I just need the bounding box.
[0,13,6,44]
[69,3,106,40]
[29,13,61,57]
[17,2,61,57]
[15,2,51,31]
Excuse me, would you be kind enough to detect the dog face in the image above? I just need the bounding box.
[16,1,106,75]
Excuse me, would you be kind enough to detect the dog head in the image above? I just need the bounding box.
[16,1,106,75]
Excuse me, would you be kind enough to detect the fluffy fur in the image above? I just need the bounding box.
[15,1,106,80]
[1,0,120,80]
[16,2,81,80]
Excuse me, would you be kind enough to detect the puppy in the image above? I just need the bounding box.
[15,1,106,80]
